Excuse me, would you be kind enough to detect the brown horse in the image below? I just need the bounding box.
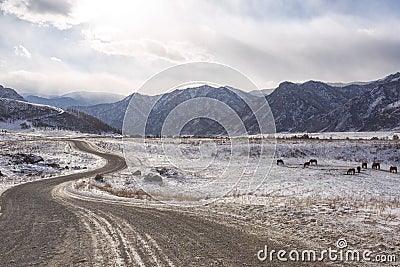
[304,162,310,168]
[309,159,317,165]
[390,166,397,173]
[361,162,367,169]
[372,162,380,170]
[277,159,284,166]
[347,168,356,175]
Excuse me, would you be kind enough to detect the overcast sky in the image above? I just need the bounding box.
[0,0,400,96]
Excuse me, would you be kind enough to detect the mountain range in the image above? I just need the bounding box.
[1,72,400,135]
[73,72,400,134]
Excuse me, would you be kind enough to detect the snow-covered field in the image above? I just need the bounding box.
[0,127,108,141]
[3,130,398,264]
[0,133,104,195]
[73,136,400,265]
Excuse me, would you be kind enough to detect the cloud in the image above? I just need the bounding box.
[50,56,62,62]
[81,30,214,63]
[0,0,80,29]
[27,0,74,15]
[0,69,134,95]
[14,45,31,58]
[1,0,400,95]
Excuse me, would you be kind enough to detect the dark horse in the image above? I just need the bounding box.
[304,162,310,168]
[277,159,284,166]
[390,166,397,173]
[357,166,361,173]
[347,168,356,175]
[372,162,380,170]
[309,159,317,165]
[361,162,367,169]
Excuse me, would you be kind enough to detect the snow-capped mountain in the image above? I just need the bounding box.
[140,85,263,136]
[0,86,119,134]
[297,73,400,132]
[76,85,274,136]
[73,72,400,135]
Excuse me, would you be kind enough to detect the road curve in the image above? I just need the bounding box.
[0,139,293,267]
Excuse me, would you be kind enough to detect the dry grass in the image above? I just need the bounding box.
[92,182,151,199]
[74,179,151,200]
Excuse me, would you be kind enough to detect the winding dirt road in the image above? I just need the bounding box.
[0,139,282,266]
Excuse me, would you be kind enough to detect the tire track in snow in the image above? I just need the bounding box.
[100,211,175,267]
[53,182,174,266]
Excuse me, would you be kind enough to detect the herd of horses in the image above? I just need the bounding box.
[276,159,398,175]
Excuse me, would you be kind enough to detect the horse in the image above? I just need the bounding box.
[347,168,356,175]
[361,162,367,169]
[356,166,361,173]
[309,159,317,165]
[277,159,284,166]
[304,162,310,168]
[390,166,397,173]
[372,162,380,170]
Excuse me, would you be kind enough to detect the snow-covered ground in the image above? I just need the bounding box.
[0,137,105,195]
[73,136,400,265]
[0,126,119,142]
[5,131,395,263]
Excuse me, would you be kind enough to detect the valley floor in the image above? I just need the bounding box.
[79,135,400,266]
[1,131,399,266]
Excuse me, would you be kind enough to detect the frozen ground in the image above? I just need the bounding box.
[0,137,105,195]
[74,136,400,265]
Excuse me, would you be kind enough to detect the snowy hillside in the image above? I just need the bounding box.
[0,85,25,101]
[0,87,119,134]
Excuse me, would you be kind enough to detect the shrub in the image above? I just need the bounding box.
[94,174,104,183]
[300,134,310,139]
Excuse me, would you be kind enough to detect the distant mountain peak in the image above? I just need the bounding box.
[0,85,25,101]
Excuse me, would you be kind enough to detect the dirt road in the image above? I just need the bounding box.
[0,139,282,266]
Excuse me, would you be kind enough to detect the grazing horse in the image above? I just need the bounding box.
[372,162,380,170]
[304,162,310,168]
[277,159,284,166]
[390,166,397,173]
[361,162,367,169]
[347,168,356,175]
[357,166,361,173]
[309,159,317,165]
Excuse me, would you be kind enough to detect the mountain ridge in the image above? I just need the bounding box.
[72,72,400,134]
[3,72,400,135]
